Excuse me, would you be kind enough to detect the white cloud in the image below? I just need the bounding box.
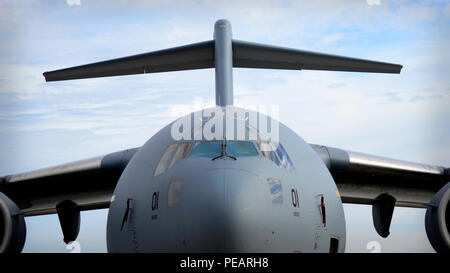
[366,0,381,6]
[317,32,344,47]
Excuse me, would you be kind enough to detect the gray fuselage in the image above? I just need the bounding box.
[106,106,346,252]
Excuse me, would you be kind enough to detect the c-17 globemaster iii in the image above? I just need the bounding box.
[0,19,449,253]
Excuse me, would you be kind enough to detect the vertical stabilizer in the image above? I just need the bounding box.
[213,19,234,106]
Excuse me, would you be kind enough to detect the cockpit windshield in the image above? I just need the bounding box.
[154,140,295,176]
[189,141,258,159]
[190,141,222,158]
[227,141,258,157]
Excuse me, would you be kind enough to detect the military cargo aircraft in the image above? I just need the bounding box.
[0,19,448,253]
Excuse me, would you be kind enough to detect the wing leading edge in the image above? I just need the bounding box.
[0,148,138,216]
[311,144,450,208]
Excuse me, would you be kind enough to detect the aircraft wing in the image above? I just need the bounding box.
[310,144,450,208]
[2,143,448,218]
[0,148,138,216]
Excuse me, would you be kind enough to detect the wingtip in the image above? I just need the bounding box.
[43,72,50,82]
[43,71,58,82]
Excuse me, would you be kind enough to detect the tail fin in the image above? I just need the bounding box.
[43,19,402,106]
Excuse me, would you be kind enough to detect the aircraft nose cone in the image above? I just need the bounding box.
[183,168,266,252]
[223,169,268,252]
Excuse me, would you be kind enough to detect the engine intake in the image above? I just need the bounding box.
[0,192,26,253]
[425,182,450,253]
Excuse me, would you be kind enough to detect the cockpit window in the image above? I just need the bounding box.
[257,141,280,165]
[154,142,193,176]
[154,143,178,176]
[189,141,222,158]
[189,140,259,159]
[169,142,193,169]
[154,140,294,176]
[256,141,295,173]
[227,141,258,157]
[276,143,295,172]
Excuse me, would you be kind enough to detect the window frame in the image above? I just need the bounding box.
[256,141,295,173]
[154,142,195,176]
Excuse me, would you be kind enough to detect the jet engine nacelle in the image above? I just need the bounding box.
[425,182,450,253]
[0,192,26,253]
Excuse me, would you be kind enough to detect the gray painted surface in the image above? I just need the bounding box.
[0,148,138,216]
[311,144,449,207]
[214,19,234,106]
[107,107,346,252]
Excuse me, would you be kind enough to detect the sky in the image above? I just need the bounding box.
[0,0,449,253]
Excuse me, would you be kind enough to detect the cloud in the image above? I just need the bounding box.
[366,0,381,6]
[318,32,344,47]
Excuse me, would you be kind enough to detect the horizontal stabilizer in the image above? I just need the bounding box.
[44,41,215,81]
[232,40,402,73]
[43,40,402,81]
